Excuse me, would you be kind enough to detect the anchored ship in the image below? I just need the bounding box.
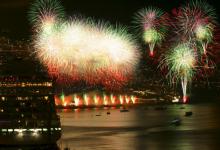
[0,42,61,145]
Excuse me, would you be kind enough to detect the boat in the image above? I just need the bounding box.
[0,76,61,145]
[0,48,61,145]
[170,118,181,126]
[120,109,129,112]
[185,111,193,117]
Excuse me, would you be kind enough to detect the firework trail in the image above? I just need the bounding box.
[133,7,169,56]
[29,0,140,90]
[160,43,197,103]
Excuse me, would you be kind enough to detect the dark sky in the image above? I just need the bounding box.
[0,0,220,39]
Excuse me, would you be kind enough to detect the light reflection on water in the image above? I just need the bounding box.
[58,103,220,150]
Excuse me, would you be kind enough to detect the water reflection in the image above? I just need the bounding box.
[58,104,220,150]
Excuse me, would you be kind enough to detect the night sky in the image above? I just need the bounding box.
[0,0,220,39]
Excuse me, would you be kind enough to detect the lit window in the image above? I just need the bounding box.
[43,128,47,131]
[8,129,13,132]
[17,97,30,101]
[21,82,25,87]
[1,129,7,132]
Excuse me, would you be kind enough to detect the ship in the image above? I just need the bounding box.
[0,38,61,145]
[0,76,61,145]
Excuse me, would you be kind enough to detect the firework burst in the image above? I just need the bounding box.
[133,7,169,56]
[28,0,65,29]
[29,0,140,90]
[173,0,217,55]
[160,43,197,103]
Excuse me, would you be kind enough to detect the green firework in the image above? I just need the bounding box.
[161,43,197,83]
[28,0,65,26]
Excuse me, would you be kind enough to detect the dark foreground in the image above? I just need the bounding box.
[1,103,220,150]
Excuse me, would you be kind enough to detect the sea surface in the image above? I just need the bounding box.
[57,103,220,150]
